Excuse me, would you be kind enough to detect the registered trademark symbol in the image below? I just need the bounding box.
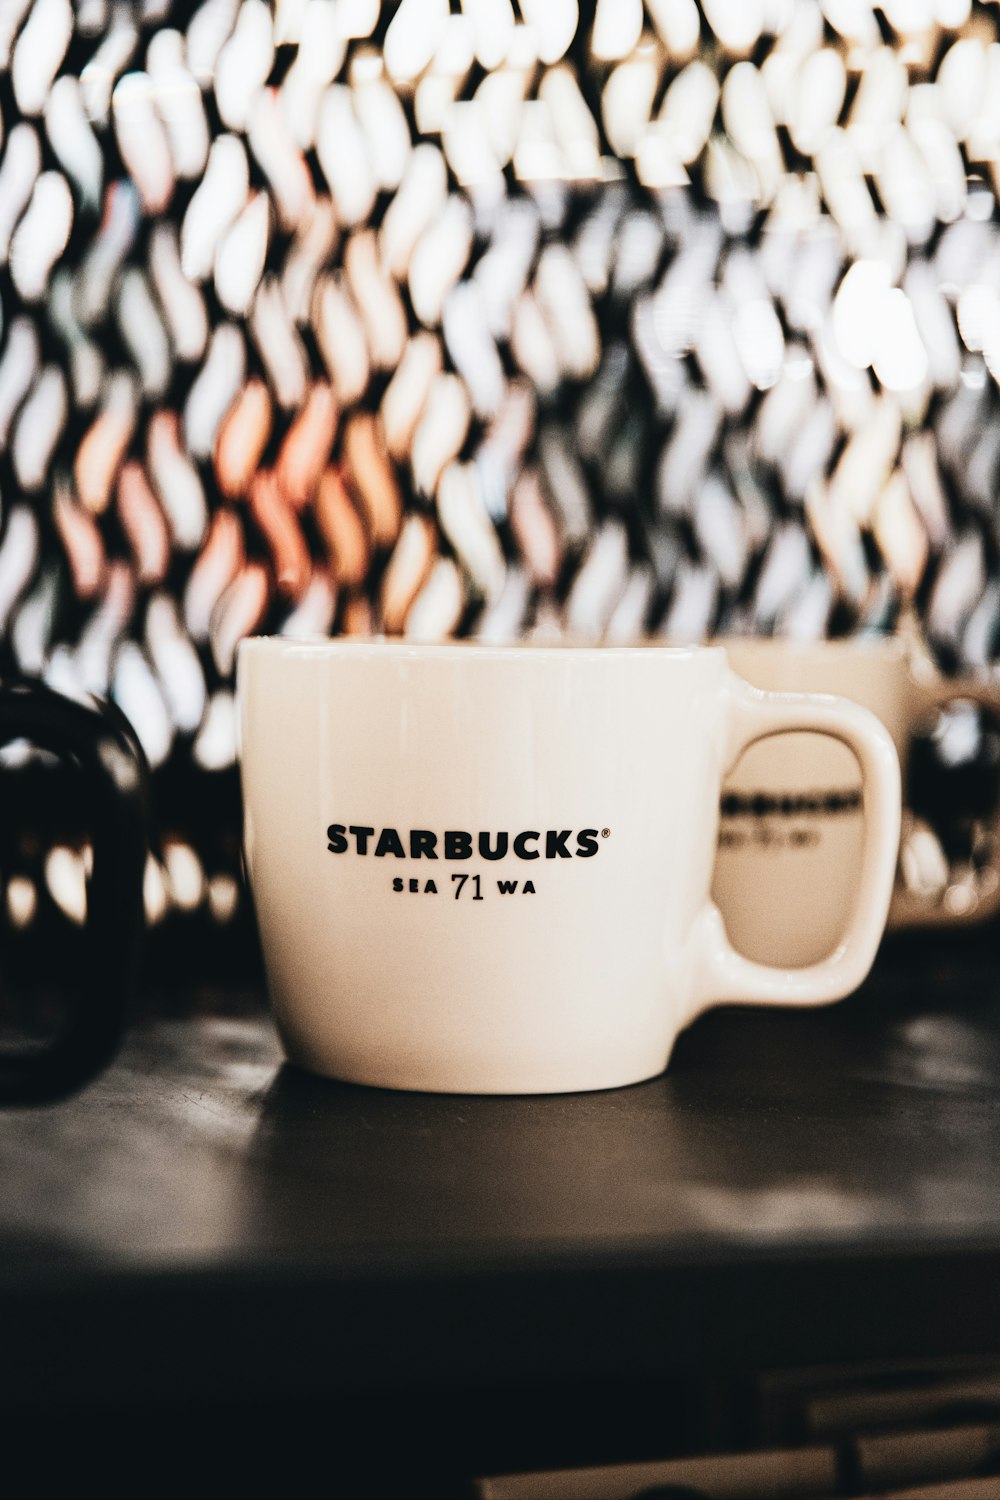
[601,827,611,838]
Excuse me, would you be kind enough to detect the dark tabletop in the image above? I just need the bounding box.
[4,933,1000,1411]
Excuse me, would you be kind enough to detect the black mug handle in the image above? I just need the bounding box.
[0,681,147,1104]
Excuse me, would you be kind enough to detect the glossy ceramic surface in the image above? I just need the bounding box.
[238,639,900,1093]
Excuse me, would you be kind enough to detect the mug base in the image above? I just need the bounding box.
[277,1034,675,1097]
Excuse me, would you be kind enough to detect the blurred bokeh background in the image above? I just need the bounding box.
[2,0,1000,975]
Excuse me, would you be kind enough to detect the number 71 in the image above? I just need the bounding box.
[451,874,484,901]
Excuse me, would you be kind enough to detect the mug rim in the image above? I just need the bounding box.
[237,635,729,663]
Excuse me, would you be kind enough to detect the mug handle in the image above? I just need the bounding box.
[691,671,901,1014]
[890,673,1000,929]
[0,681,147,1105]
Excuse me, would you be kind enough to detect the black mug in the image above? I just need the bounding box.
[0,680,147,1105]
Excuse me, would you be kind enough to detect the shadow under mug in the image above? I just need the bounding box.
[714,637,1000,970]
[238,638,900,1095]
[0,680,147,1105]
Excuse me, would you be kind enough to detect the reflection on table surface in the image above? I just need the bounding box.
[3,936,1000,1270]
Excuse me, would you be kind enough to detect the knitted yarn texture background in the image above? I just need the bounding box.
[0,0,998,789]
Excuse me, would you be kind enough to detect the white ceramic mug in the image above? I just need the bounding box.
[714,637,1000,969]
[237,639,900,1095]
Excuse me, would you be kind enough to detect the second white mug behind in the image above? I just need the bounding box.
[713,636,1000,969]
